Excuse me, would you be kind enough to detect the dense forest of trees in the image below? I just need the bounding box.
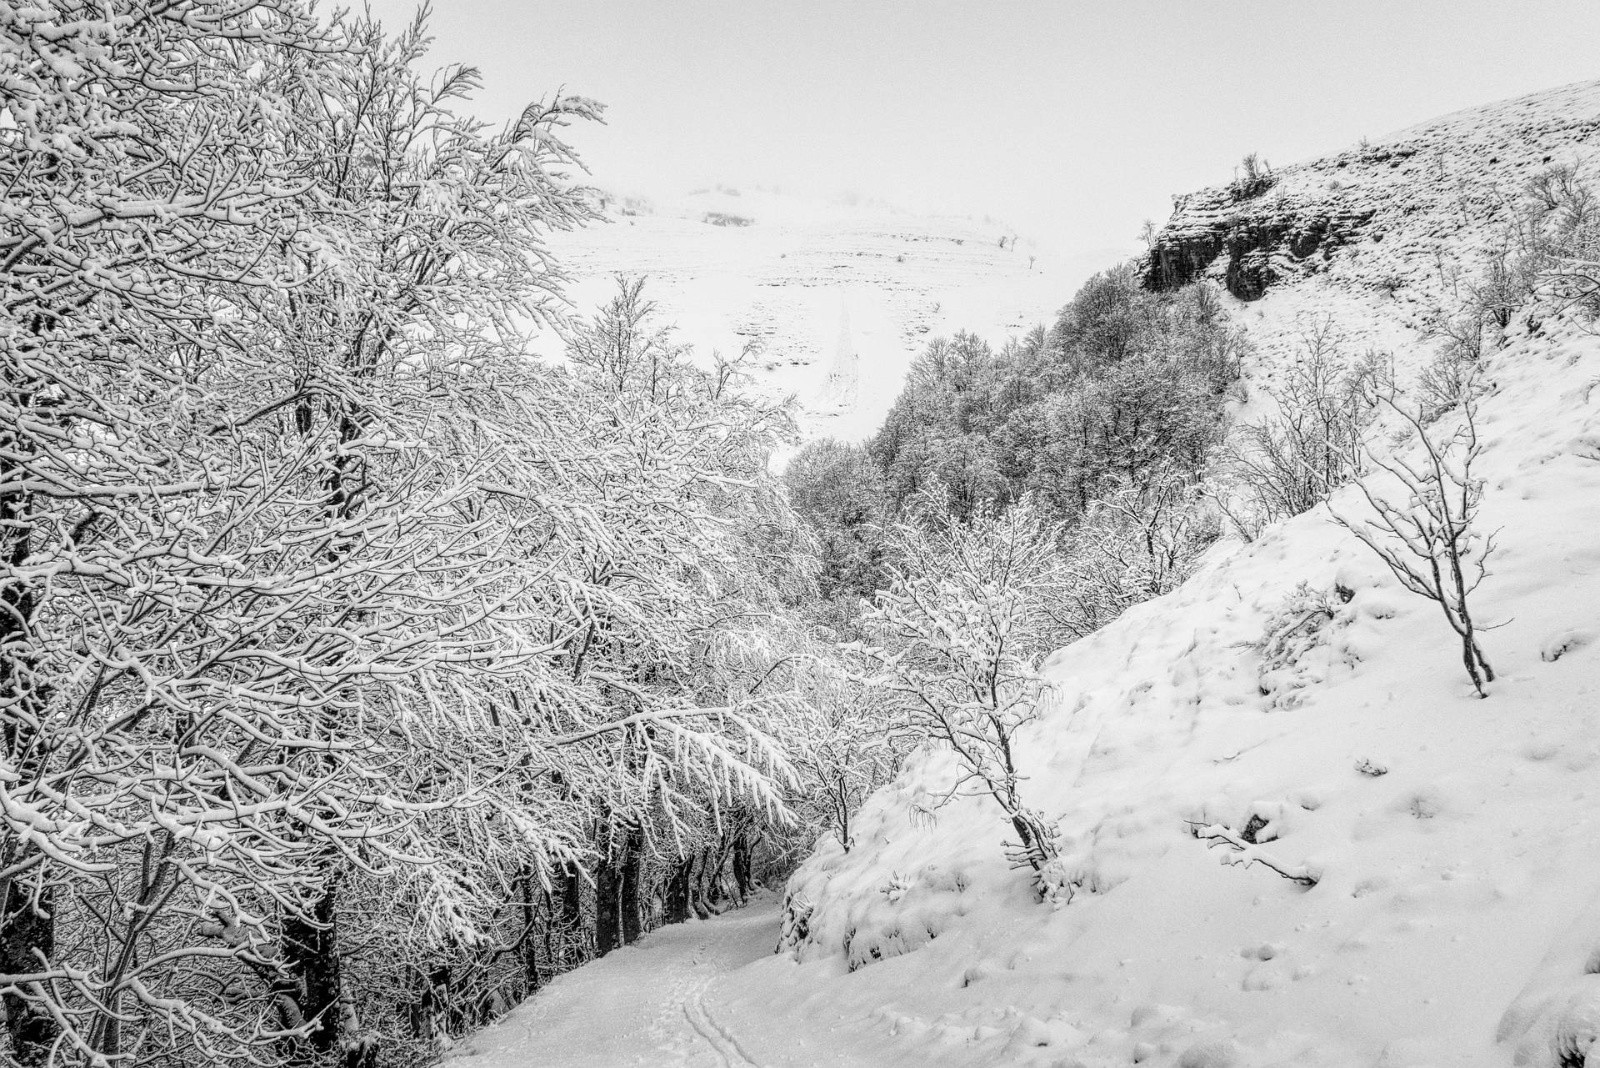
[0,6,851,1065]
[776,265,1251,884]
[784,267,1246,635]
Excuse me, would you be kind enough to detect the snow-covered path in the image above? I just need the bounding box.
[451,895,885,1068]
[453,902,773,1067]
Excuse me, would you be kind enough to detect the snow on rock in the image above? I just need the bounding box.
[1146,78,1600,308]
[769,78,1600,1068]
[541,186,1070,443]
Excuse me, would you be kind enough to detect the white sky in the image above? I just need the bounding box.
[368,0,1600,264]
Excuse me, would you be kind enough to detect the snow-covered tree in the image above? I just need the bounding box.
[860,500,1071,876]
[546,278,813,953]
[776,654,902,856]
[1056,466,1218,638]
[1216,325,1387,539]
[0,5,811,1062]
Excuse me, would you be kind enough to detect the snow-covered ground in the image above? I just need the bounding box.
[466,79,1600,1068]
[453,898,776,1067]
[775,77,1600,1068]
[542,187,1075,443]
[452,894,898,1067]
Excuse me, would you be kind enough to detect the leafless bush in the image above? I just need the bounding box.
[1468,246,1530,331]
[1230,152,1276,200]
[1509,162,1600,318]
[1058,467,1219,635]
[1333,390,1496,697]
[1374,272,1406,298]
[1417,347,1479,422]
[1216,326,1389,539]
[1422,297,1487,364]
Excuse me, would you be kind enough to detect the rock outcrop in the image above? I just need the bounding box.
[1143,182,1374,301]
[1143,80,1600,304]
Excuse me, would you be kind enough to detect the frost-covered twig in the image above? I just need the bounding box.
[1191,823,1320,888]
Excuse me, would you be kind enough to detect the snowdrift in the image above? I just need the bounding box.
[771,79,1600,1068]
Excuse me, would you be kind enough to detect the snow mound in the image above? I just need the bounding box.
[767,79,1600,1068]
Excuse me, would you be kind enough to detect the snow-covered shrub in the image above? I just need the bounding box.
[1417,346,1482,422]
[1033,832,1126,910]
[1217,325,1388,539]
[1514,162,1600,318]
[1251,581,1357,707]
[860,501,1071,879]
[1230,152,1277,200]
[1053,469,1221,636]
[776,892,816,955]
[783,855,976,969]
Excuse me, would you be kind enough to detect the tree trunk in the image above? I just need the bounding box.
[692,847,722,919]
[619,825,644,946]
[408,966,435,1044]
[556,862,585,967]
[594,855,622,956]
[283,882,343,1057]
[732,834,754,901]
[0,875,55,1068]
[664,856,694,925]
[518,868,542,995]
[0,438,55,1067]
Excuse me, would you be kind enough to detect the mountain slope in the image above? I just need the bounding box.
[542,187,1071,443]
[772,79,1600,1068]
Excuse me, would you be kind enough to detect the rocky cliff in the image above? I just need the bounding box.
[1142,178,1374,300]
[1144,78,1600,303]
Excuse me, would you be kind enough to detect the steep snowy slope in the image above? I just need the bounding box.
[770,79,1600,1068]
[540,187,1071,442]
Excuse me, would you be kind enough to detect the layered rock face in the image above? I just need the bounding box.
[1143,176,1375,300]
[1143,182,1375,300]
[1144,79,1600,302]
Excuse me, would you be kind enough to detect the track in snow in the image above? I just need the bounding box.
[682,980,760,1068]
[451,897,779,1068]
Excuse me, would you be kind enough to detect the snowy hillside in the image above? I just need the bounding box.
[760,79,1600,1068]
[542,187,1070,442]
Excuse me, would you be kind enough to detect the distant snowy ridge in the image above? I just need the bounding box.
[543,185,1074,444]
[771,78,1600,1068]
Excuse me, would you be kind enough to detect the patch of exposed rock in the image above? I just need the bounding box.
[1142,181,1375,301]
[1144,78,1600,304]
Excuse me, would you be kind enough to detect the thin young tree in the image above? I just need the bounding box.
[861,499,1070,877]
[1333,390,1496,696]
[779,657,902,856]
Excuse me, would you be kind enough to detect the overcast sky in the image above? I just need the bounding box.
[367,1,1600,263]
